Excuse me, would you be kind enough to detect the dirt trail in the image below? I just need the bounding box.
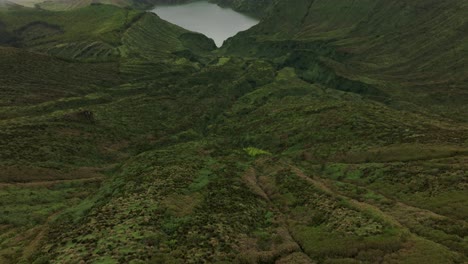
[287,163,403,227]
[20,211,62,261]
[241,164,316,263]
[285,162,467,257]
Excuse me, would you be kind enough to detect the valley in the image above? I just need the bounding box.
[151,1,258,47]
[0,0,466,263]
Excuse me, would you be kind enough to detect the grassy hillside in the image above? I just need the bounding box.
[22,64,467,263]
[0,1,467,263]
[223,0,468,120]
[0,4,215,61]
[0,0,21,8]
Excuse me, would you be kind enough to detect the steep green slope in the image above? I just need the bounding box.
[31,0,273,17]
[0,4,215,171]
[0,6,218,262]
[0,47,119,106]
[0,0,21,8]
[30,67,467,263]
[223,0,468,120]
[0,5,140,60]
[208,0,273,17]
[38,0,132,11]
[0,4,215,62]
[0,1,467,263]
[11,0,143,11]
[8,0,265,12]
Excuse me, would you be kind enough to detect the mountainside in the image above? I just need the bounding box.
[207,0,273,17]
[38,0,132,10]
[6,0,152,10]
[223,0,468,120]
[0,1,467,263]
[0,0,21,8]
[9,0,273,17]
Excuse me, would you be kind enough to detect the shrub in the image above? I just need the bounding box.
[244,147,271,157]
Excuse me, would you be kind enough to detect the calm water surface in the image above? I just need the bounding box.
[151,1,259,47]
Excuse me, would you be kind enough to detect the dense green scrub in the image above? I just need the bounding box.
[222,0,468,120]
[0,1,467,263]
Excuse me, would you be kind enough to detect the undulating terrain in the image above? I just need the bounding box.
[0,0,467,263]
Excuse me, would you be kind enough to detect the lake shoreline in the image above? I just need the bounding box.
[151,0,259,47]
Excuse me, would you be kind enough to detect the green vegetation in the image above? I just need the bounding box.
[0,0,466,263]
[244,147,271,157]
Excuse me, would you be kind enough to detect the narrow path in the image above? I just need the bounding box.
[287,163,402,227]
[285,162,467,258]
[20,210,62,261]
[242,164,316,263]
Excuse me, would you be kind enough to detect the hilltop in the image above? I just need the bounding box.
[0,0,467,263]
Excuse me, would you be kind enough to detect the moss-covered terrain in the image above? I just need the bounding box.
[0,0,467,263]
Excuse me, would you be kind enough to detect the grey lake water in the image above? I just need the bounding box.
[151,1,259,47]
